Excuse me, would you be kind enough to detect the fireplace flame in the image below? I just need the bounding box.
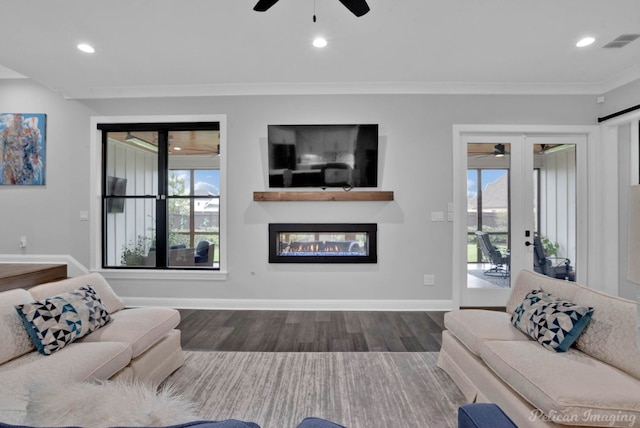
[283,240,361,254]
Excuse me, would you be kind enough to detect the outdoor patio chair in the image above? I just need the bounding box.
[533,235,573,280]
[475,231,510,277]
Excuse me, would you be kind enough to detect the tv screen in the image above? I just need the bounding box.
[106,176,127,213]
[268,124,378,188]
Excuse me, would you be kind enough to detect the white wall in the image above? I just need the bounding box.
[0,79,95,263]
[0,79,603,308]
[599,80,640,119]
[612,119,640,301]
[598,80,640,301]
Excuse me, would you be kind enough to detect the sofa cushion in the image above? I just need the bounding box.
[444,310,530,356]
[506,270,582,315]
[15,285,112,355]
[572,287,640,380]
[481,340,640,427]
[78,307,180,358]
[0,289,35,364]
[28,273,126,314]
[113,329,183,384]
[511,290,593,352]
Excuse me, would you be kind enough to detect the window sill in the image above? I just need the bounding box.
[95,268,228,282]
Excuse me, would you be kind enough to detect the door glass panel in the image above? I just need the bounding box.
[532,143,576,281]
[467,143,511,288]
[167,130,220,268]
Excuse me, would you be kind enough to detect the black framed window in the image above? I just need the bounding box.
[99,122,220,269]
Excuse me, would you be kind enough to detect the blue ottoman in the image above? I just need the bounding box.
[296,417,347,428]
[458,403,517,428]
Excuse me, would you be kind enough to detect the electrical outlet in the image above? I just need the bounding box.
[423,274,435,286]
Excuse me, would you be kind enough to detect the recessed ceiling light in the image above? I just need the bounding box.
[576,37,595,48]
[313,37,327,48]
[77,43,95,53]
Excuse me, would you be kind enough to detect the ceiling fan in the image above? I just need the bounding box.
[468,143,567,159]
[253,0,370,17]
[467,143,510,159]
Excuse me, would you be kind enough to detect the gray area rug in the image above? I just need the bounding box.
[468,269,511,288]
[164,351,465,428]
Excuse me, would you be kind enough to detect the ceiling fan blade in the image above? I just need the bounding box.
[338,0,370,17]
[254,0,280,12]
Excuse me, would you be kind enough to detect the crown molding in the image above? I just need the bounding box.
[65,80,616,100]
[599,64,640,94]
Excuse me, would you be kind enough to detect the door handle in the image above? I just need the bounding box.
[525,241,532,247]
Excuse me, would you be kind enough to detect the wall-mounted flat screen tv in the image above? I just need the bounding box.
[268,124,378,188]
[106,176,127,214]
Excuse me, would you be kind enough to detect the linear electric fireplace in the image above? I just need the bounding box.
[269,223,377,263]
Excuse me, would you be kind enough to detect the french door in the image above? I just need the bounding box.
[453,129,588,308]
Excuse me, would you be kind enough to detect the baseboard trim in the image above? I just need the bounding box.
[123,297,454,311]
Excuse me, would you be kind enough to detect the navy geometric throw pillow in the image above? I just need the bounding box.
[511,290,593,352]
[15,285,111,355]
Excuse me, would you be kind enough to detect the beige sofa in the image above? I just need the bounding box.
[0,272,183,419]
[438,269,640,427]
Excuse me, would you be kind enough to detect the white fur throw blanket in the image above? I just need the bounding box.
[22,380,199,427]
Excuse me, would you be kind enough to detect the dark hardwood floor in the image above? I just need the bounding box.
[178,310,447,352]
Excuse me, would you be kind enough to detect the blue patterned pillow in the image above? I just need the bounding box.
[15,285,112,355]
[511,290,594,352]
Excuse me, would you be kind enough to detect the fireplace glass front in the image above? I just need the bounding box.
[269,223,377,263]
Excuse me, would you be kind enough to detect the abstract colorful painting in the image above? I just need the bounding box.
[0,113,46,185]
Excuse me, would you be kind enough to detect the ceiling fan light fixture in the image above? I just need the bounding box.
[313,37,328,48]
[124,133,158,152]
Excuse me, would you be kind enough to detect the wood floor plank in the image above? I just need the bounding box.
[343,311,363,334]
[177,309,448,352]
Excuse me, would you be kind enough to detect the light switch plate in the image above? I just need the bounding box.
[431,211,444,222]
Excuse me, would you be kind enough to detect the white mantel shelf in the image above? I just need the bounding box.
[253,191,394,202]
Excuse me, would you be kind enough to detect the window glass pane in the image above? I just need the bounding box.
[481,169,509,246]
[105,199,156,267]
[467,169,479,262]
[166,129,220,268]
[105,131,158,197]
[533,143,576,281]
[467,142,511,288]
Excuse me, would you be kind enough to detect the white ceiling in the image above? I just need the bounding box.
[1,0,639,99]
